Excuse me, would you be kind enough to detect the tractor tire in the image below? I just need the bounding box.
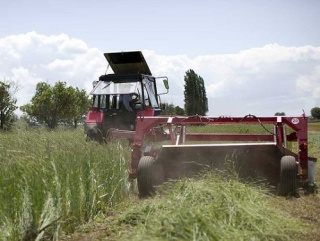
[137,156,156,198]
[278,155,297,196]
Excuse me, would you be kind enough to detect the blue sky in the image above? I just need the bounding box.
[2,0,319,55]
[1,0,320,116]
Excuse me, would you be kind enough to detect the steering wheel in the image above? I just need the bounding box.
[130,94,142,111]
[131,93,140,102]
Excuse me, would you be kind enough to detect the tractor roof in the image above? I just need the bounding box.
[104,51,152,75]
[99,73,155,83]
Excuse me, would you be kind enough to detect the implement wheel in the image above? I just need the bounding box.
[278,156,297,196]
[137,156,156,198]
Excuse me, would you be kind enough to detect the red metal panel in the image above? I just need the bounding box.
[85,109,104,123]
[137,108,155,117]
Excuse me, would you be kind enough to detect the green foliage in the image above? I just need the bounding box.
[0,128,130,240]
[175,105,185,115]
[20,81,91,129]
[311,107,320,119]
[0,81,18,130]
[72,88,92,127]
[161,103,185,116]
[275,112,286,116]
[187,123,274,135]
[184,69,208,116]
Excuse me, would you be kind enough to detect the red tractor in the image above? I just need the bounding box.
[85,51,168,142]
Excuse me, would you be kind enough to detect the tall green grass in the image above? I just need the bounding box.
[0,125,131,240]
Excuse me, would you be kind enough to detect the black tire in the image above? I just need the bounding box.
[137,156,156,198]
[278,155,297,196]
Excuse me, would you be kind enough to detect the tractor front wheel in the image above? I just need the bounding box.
[278,155,297,196]
[137,156,156,198]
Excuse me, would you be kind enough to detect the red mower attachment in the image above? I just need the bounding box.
[126,114,316,197]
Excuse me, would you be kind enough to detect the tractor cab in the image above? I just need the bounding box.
[85,51,169,142]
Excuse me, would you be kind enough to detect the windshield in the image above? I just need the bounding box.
[142,78,159,108]
[90,81,140,95]
[90,78,160,110]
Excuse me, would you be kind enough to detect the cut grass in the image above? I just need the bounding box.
[75,171,306,241]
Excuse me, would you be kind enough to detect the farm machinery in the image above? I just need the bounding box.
[85,51,317,197]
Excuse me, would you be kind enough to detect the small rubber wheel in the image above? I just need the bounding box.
[137,156,156,198]
[278,155,297,196]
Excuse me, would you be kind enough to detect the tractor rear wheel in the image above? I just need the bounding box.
[137,156,156,198]
[278,155,297,196]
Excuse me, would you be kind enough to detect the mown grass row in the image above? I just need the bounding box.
[0,124,131,240]
[108,172,305,241]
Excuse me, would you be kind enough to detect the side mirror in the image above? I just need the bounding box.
[156,76,169,95]
[163,79,169,90]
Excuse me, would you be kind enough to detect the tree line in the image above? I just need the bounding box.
[274,108,320,119]
[0,80,91,130]
[20,81,91,129]
[0,69,209,130]
[3,69,320,131]
[0,81,18,130]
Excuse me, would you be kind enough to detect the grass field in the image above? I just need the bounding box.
[0,123,131,240]
[0,121,319,240]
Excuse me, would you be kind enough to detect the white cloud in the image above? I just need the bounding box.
[10,67,42,106]
[296,66,320,98]
[0,32,319,117]
[147,44,320,116]
[0,32,106,110]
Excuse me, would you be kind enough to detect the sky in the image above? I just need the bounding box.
[0,0,320,116]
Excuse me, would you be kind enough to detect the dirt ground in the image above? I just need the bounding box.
[271,192,320,241]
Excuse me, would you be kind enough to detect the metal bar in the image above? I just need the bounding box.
[162,142,277,148]
[185,133,274,142]
[110,129,136,139]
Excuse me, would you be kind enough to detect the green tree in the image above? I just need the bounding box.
[311,107,320,119]
[0,81,18,130]
[275,112,286,116]
[72,88,91,128]
[21,81,90,129]
[161,103,176,115]
[184,69,208,116]
[160,103,185,116]
[175,106,185,115]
